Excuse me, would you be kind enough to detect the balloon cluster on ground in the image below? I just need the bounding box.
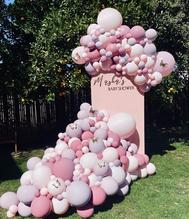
[0,103,156,218]
[72,8,176,92]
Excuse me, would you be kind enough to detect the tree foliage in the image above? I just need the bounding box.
[0,0,188,105]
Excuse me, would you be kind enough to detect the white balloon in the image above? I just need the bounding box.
[152,71,163,84]
[87,24,100,35]
[111,166,126,185]
[55,142,68,154]
[80,153,98,170]
[102,147,118,163]
[130,44,144,57]
[72,46,86,64]
[48,178,66,196]
[126,62,138,76]
[101,176,119,195]
[125,172,132,184]
[108,113,136,138]
[130,170,139,181]
[134,75,146,85]
[144,43,156,56]
[139,167,148,178]
[97,8,123,31]
[20,171,33,185]
[145,57,155,68]
[32,166,51,189]
[52,198,69,215]
[146,163,156,175]
[128,156,139,172]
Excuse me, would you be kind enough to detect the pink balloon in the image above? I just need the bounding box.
[108,131,120,147]
[106,44,119,56]
[80,35,92,46]
[77,203,94,218]
[153,51,175,76]
[130,26,145,39]
[87,50,100,62]
[119,25,130,36]
[101,59,113,71]
[91,186,106,206]
[52,158,74,181]
[31,196,52,218]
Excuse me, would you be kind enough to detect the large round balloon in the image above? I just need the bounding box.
[32,165,51,189]
[31,196,52,218]
[91,186,106,206]
[66,181,91,207]
[108,113,136,138]
[97,8,123,31]
[0,192,19,209]
[17,185,38,204]
[27,157,41,170]
[80,153,98,170]
[153,51,176,76]
[100,176,119,195]
[52,158,74,181]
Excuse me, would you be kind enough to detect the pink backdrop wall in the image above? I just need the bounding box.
[91,73,145,153]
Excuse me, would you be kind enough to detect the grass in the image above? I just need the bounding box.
[0,140,189,219]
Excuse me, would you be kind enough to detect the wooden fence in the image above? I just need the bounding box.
[0,87,91,151]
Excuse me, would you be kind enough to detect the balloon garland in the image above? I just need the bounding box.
[0,103,156,218]
[72,8,176,92]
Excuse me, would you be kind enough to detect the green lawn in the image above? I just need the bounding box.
[0,141,189,219]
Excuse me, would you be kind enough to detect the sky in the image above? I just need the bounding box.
[5,0,14,5]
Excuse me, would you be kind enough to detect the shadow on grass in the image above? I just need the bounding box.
[145,125,189,158]
[0,144,22,181]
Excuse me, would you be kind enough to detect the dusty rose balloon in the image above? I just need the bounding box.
[106,43,119,56]
[100,59,113,71]
[119,25,130,36]
[32,165,51,189]
[97,8,123,31]
[130,26,145,39]
[52,158,74,181]
[153,51,175,76]
[108,113,136,138]
[31,196,52,218]
[66,181,91,207]
[87,50,100,62]
[27,157,41,170]
[77,203,94,218]
[17,185,38,204]
[101,176,119,195]
[52,198,69,215]
[91,186,106,206]
[18,202,32,217]
[72,46,86,64]
[0,192,19,209]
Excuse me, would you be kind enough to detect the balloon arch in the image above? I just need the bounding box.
[0,8,175,218]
